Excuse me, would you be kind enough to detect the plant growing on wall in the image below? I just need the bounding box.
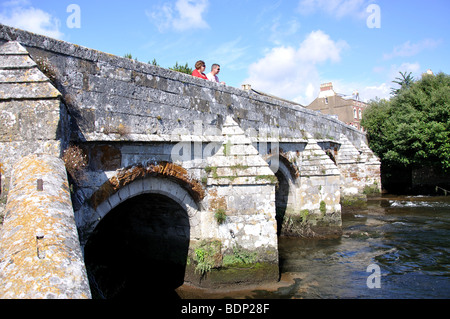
[222,245,257,267]
[320,200,327,214]
[214,208,227,225]
[62,145,88,184]
[193,240,222,276]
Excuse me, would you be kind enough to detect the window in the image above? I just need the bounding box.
[359,109,362,119]
[325,97,328,104]
[354,108,357,119]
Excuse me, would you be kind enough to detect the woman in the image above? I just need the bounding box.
[192,60,208,80]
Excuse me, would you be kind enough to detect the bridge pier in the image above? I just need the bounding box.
[0,154,90,299]
[336,134,381,206]
[189,117,279,287]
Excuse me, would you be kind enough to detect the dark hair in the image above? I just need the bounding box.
[195,60,205,70]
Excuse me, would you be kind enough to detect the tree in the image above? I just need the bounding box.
[362,72,450,172]
[150,58,159,66]
[390,71,415,96]
[124,53,138,61]
[169,62,193,75]
[140,57,193,75]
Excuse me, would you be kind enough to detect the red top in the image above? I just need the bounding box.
[192,69,208,80]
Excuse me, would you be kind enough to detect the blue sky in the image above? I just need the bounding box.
[1,0,449,105]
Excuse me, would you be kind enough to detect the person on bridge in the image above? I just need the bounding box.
[206,64,226,85]
[192,60,208,80]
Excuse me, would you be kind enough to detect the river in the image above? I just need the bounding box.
[177,195,450,299]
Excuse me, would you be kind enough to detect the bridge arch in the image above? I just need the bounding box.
[78,162,204,242]
[265,154,300,235]
[82,172,202,299]
[88,177,201,237]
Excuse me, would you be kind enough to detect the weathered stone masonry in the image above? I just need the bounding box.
[0,24,381,297]
[0,154,90,299]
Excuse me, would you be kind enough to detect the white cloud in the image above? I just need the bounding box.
[146,0,209,32]
[359,83,391,101]
[0,0,63,39]
[205,37,249,72]
[383,38,442,60]
[297,0,370,19]
[243,30,348,105]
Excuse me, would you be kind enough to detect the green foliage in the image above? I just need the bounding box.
[362,72,450,172]
[391,71,415,96]
[169,61,193,75]
[222,245,257,267]
[255,175,279,184]
[363,182,381,195]
[124,53,138,61]
[193,240,222,275]
[214,208,227,225]
[124,56,192,74]
[150,58,159,66]
[300,209,310,222]
[320,200,326,214]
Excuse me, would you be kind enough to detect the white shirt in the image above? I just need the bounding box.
[206,72,219,83]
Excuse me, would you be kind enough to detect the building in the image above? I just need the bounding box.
[307,83,367,131]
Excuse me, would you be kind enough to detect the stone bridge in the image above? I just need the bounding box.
[0,24,380,298]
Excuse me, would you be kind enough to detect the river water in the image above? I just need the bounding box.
[178,195,450,299]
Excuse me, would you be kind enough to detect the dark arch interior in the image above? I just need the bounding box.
[84,193,190,299]
[275,169,290,235]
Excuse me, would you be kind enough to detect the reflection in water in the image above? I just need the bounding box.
[178,195,450,299]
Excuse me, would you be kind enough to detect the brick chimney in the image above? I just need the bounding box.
[320,82,333,92]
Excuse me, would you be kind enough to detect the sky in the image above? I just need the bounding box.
[0,0,449,105]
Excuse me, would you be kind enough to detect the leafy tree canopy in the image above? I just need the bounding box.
[362,71,450,172]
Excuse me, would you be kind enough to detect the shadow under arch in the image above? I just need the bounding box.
[85,192,190,299]
[82,166,203,300]
[265,154,299,236]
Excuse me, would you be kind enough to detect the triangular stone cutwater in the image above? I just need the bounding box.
[0,41,60,100]
[206,116,276,185]
[336,134,364,164]
[300,132,340,177]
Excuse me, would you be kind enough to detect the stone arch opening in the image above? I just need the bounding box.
[84,192,190,299]
[81,174,202,300]
[267,155,299,236]
[275,169,289,235]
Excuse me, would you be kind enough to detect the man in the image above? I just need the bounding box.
[206,64,225,85]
